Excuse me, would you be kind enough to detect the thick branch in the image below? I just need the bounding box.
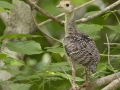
[0,12,8,26]
[0,1,37,90]
[102,78,120,90]
[82,72,120,90]
[76,0,120,24]
[27,0,63,26]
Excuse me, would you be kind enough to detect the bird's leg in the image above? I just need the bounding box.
[68,60,77,90]
[71,64,76,86]
[80,68,89,88]
[85,68,89,86]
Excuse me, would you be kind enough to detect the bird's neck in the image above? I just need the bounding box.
[64,11,78,36]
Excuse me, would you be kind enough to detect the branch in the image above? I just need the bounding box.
[76,0,120,24]
[81,72,120,90]
[102,78,120,90]
[0,12,8,26]
[30,10,62,44]
[106,34,116,73]
[27,0,63,26]
[38,0,120,26]
[104,43,120,45]
[38,0,96,26]
[100,54,120,57]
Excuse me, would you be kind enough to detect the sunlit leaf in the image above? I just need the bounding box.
[0,53,7,59]
[0,1,14,9]
[4,57,24,66]
[0,68,23,75]
[97,63,107,72]
[55,72,84,82]
[78,24,103,39]
[50,62,70,72]
[0,7,8,12]
[6,40,43,55]
[9,84,32,90]
[46,46,65,57]
[10,59,24,66]
[104,25,120,33]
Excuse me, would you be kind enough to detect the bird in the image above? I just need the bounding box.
[56,0,100,90]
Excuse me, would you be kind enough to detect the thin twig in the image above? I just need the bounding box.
[38,0,96,26]
[27,0,63,26]
[103,33,119,55]
[29,4,62,44]
[105,34,120,89]
[76,0,120,24]
[104,43,120,45]
[100,54,120,57]
[106,34,116,73]
[58,65,76,90]
[28,0,120,26]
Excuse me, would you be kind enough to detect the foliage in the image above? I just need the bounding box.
[0,0,120,90]
[0,1,14,12]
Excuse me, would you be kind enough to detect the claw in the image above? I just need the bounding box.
[79,81,89,88]
[69,86,80,90]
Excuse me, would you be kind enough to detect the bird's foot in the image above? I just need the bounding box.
[69,85,79,90]
[69,82,89,90]
[79,81,89,88]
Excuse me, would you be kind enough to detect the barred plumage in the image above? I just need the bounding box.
[63,33,99,73]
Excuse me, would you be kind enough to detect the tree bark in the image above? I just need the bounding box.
[0,0,37,90]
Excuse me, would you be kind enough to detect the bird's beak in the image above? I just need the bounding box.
[56,4,62,8]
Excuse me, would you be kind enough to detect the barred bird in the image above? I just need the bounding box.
[57,0,100,89]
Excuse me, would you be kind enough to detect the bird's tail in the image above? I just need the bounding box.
[89,64,97,73]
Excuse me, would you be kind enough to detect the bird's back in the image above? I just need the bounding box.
[63,33,100,73]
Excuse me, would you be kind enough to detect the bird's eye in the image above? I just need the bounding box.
[66,4,69,7]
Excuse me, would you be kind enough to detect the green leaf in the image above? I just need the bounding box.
[78,24,103,39]
[0,34,41,41]
[46,45,65,57]
[84,11,99,17]
[0,1,14,9]
[104,25,120,33]
[9,84,32,90]
[0,7,9,12]
[0,81,7,85]
[0,68,23,75]
[10,59,24,66]
[97,63,107,72]
[50,62,70,72]
[78,24,103,33]
[0,53,7,59]
[4,57,24,66]
[50,65,71,72]
[6,40,43,55]
[55,72,84,82]
[106,64,115,72]
[38,82,45,89]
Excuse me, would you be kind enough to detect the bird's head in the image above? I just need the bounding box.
[56,0,74,13]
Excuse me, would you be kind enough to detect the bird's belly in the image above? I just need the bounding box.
[64,43,92,67]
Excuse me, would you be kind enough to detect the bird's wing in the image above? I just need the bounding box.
[64,33,100,72]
